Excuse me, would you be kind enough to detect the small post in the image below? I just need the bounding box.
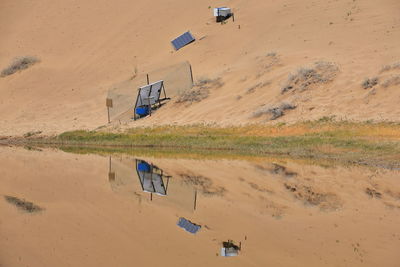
[194,189,197,211]
[150,193,153,201]
[232,13,235,22]
[106,98,113,123]
[189,64,194,85]
[146,74,150,85]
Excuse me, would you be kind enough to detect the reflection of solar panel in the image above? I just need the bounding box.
[171,32,195,50]
[177,217,201,234]
[136,159,168,196]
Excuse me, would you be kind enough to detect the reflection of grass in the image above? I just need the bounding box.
[52,121,400,169]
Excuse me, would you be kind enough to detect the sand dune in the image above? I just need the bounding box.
[1,0,400,135]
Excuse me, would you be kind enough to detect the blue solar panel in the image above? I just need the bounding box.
[171,32,195,50]
[177,217,201,234]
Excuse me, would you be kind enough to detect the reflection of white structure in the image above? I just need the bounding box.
[221,247,238,257]
[136,159,169,196]
[221,241,240,257]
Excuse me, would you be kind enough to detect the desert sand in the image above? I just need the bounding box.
[1,0,400,136]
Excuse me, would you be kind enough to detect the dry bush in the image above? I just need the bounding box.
[4,195,43,213]
[382,75,400,88]
[176,77,223,104]
[281,61,339,94]
[361,77,379,89]
[246,81,270,94]
[381,62,400,73]
[1,56,40,77]
[256,52,281,78]
[180,173,226,196]
[253,102,296,120]
[284,183,342,211]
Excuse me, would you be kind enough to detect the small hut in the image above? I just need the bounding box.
[213,7,232,22]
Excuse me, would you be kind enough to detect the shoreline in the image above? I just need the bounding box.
[1,121,400,170]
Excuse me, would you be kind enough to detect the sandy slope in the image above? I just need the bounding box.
[1,0,400,135]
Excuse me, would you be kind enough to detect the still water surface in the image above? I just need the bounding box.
[1,146,399,267]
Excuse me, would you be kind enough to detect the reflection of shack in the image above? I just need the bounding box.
[136,159,170,196]
[221,240,240,257]
[213,7,233,22]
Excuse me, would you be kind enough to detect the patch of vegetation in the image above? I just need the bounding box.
[4,195,43,213]
[284,183,342,211]
[176,77,223,104]
[180,173,226,196]
[382,75,400,88]
[23,131,42,138]
[1,56,40,77]
[255,52,281,78]
[381,62,400,73]
[362,77,379,89]
[281,61,339,94]
[253,103,296,120]
[365,188,382,199]
[40,121,400,170]
[246,81,270,94]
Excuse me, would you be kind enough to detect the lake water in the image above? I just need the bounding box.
[1,146,399,267]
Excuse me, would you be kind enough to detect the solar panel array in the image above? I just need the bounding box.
[177,217,201,234]
[171,32,195,50]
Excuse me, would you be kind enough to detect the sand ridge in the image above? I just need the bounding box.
[0,0,400,135]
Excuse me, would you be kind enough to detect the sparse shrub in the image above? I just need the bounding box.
[246,81,270,94]
[317,116,336,123]
[380,62,400,73]
[253,102,296,120]
[281,61,339,94]
[4,195,43,213]
[361,77,378,89]
[382,75,400,88]
[23,131,42,138]
[176,77,223,104]
[256,52,281,78]
[1,56,40,77]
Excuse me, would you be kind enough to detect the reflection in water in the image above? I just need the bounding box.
[108,156,199,211]
[135,159,170,196]
[221,240,240,257]
[2,146,400,267]
[4,195,44,213]
[177,217,201,234]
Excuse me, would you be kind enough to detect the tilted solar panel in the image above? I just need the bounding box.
[171,32,195,50]
[136,80,163,107]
